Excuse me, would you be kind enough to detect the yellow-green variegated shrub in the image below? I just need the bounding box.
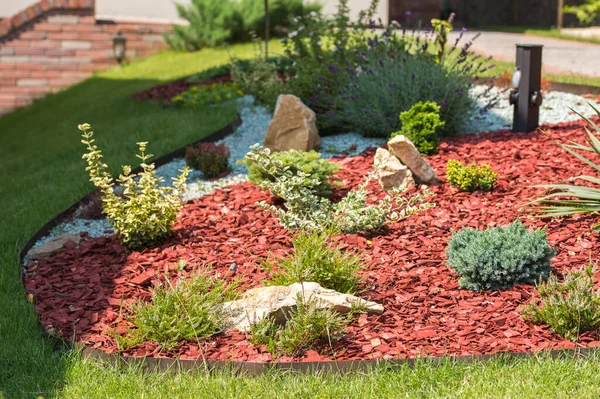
[79,123,188,249]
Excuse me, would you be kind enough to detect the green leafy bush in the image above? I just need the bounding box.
[391,101,445,155]
[241,145,434,233]
[264,230,362,293]
[164,0,243,51]
[239,148,342,197]
[249,294,349,357]
[446,159,497,192]
[446,220,556,291]
[532,104,600,231]
[172,82,244,107]
[230,55,284,108]
[79,124,188,250]
[564,0,600,25]
[185,142,231,178]
[522,264,600,341]
[121,269,238,349]
[164,0,321,51]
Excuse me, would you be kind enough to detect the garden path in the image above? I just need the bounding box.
[449,30,600,77]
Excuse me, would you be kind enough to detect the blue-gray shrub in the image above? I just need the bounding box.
[446,220,556,291]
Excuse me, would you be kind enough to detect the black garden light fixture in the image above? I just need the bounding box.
[509,44,544,133]
[112,30,126,65]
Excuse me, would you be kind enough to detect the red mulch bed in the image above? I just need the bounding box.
[130,75,232,104]
[24,119,600,363]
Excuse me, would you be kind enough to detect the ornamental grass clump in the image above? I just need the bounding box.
[264,230,362,294]
[249,294,349,357]
[391,101,445,155]
[121,269,238,349]
[241,145,434,233]
[446,159,497,192]
[446,220,556,291]
[238,148,342,197]
[532,104,600,231]
[522,264,600,341]
[79,123,188,250]
[185,142,231,179]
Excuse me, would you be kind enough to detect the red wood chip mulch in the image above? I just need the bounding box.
[130,74,232,104]
[24,119,600,363]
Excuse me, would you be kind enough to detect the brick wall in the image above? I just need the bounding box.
[0,0,171,117]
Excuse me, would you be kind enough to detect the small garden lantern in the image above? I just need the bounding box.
[112,31,126,65]
[509,44,543,132]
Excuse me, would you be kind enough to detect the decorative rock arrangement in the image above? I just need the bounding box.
[27,234,81,260]
[263,95,321,152]
[373,148,415,190]
[221,282,384,332]
[387,135,439,184]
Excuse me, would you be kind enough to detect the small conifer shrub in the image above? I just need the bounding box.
[79,123,188,249]
[523,264,600,341]
[185,142,231,179]
[446,220,556,291]
[446,159,497,192]
[390,101,445,155]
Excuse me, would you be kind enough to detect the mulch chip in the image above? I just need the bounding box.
[24,119,600,362]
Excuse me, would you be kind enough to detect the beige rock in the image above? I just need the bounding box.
[387,135,439,184]
[27,234,81,260]
[221,282,384,332]
[263,94,321,152]
[373,148,415,190]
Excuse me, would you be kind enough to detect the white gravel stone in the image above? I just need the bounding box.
[464,85,600,134]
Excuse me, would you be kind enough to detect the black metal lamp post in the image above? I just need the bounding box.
[509,44,544,132]
[112,31,127,65]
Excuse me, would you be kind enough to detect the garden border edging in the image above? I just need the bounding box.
[19,114,241,262]
[79,344,600,375]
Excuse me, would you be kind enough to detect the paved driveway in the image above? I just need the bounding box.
[448,31,600,77]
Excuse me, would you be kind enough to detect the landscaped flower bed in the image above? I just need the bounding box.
[23,118,600,363]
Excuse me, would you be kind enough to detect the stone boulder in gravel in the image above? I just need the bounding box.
[387,135,439,184]
[373,148,415,190]
[27,234,81,260]
[263,94,321,152]
[221,282,384,332]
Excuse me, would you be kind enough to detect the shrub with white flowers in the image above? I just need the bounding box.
[242,144,434,233]
[79,123,188,249]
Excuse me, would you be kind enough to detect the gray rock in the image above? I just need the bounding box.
[263,95,320,152]
[221,282,384,332]
[27,234,81,260]
[373,148,415,190]
[387,135,439,184]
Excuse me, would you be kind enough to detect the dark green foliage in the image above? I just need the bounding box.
[239,149,342,197]
[164,0,243,51]
[391,101,445,155]
[123,269,238,349]
[446,159,498,192]
[249,294,348,357]
[264,230,363,294]
[185,142,230,178]
[523,264,600,341]
[164,0,321,51]
[446,220,556,291]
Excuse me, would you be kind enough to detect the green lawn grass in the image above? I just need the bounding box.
[3,40,600,399]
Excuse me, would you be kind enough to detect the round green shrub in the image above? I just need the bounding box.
[391,101,445,155]
[446,220,556,291]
